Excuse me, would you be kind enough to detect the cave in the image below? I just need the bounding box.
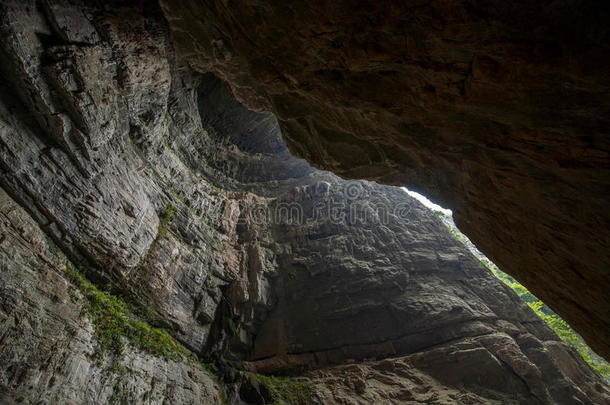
[0,0,608,404]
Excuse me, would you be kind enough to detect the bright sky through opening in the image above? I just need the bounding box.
[402,187,452,216]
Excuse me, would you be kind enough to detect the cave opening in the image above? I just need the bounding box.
[402,188,610,380]
[0,1,609,402]
[197,71,609,383]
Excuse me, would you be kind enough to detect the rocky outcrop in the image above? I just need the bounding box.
[305,349,603,405]
[159,0,610,359]
[0,0,231,353]
[0,1,608,404]
[0,188,222,404]
[238,180,609,404]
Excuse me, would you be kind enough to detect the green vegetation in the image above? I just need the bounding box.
[479,258,610,380]
[201,362,218,375]
[438,210,610,381]
[170,187,186,203]
[249,373,315,405]
[158,204,176,237]
[64,265,191,362]
[448,226,465,243]
[228,318,239,336]
[434,210,465,244]
[63,264,232,403]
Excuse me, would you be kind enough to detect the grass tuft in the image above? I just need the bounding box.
[480,258,610,380]
[158,204,176,237]
[249,373,315,405]
[64,265,191,362]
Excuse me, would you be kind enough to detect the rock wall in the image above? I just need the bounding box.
[159,0,610,359]
[0,1,608,404]
[0,188,222,404]
[241,180,609,404]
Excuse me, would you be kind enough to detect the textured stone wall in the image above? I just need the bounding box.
[159,0,610,359]
[0,1,608,404]
[0,188,223,404]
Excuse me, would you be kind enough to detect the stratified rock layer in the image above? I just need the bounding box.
[0,1,608,404]
[159,0,610,359]
[0,188,222,405]
[241,180,609,404]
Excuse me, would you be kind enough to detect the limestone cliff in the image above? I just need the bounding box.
[0,1,608,404]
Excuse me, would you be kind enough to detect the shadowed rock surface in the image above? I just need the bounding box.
[0,1,608,404]
[159,0,610,359]
[239,180,609,404]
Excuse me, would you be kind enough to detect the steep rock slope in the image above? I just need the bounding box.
[0,188,222,404]
[240,180,609,404]
[159,0,610,358]
[0,1,608,404]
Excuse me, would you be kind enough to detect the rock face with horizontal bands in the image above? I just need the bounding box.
[159,0,610,359]
[240,179,609,404]
[0,188,223,405]
[0,1,608,404]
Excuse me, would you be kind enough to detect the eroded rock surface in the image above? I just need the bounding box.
[241,180,609,404]
[0,188,222,405]
[0,1,608,404]
[159,0,610,359]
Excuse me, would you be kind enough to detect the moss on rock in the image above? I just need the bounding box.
[64,265,191,362]
[249,373,315,405]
